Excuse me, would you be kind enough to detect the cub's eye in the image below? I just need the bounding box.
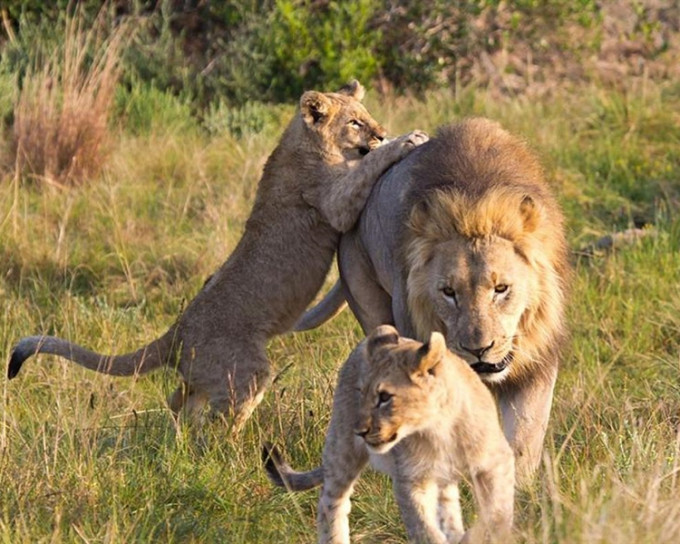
[349,119,364,129]
[441,286,456,300]
[494,284,509,294]
[377,391,393,407]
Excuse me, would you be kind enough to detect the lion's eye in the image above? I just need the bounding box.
[494,284,509,294]
[349,119,364,129]
[441,286,456,301]
[377,391,393,407]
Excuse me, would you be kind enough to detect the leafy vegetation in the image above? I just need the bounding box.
[2,1,675,107]
[1,1,680,542]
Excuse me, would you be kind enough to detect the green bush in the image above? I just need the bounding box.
[202,100,284,138]
[261,0,381,99]
[115,80,196,136]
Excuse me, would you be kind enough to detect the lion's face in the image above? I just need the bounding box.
[422,235,536,384]
[354,326,446,454]
[405,181,567,387]
[300,81,387,162]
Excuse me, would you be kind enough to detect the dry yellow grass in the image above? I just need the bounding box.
[11,8,130,187]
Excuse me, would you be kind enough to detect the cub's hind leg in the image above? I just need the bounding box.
[203,344,272,433]
[167,383,209,422]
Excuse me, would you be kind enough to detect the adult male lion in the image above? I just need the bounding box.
[8,81,428,429]
[296,118,570,481]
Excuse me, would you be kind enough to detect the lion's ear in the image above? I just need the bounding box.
[413,331,446,376]
[300,91,330,126]
[336,80,365,101]
[520,195,541,233]
[366,325,400,359]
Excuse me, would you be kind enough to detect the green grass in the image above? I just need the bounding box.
[2,78,680,542]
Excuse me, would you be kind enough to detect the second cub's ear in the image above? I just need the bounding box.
[300,91,330,126]
[414,331,447,376]
[336,80,365,101]
[366,325,400,358]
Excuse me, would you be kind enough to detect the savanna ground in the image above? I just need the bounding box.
[2,4,680,543]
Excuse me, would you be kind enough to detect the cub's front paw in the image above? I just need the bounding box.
[403,129,429,148]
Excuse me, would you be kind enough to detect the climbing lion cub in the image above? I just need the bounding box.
[8,81,427,430]
[265,325,515,543]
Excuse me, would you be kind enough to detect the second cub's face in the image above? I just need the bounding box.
[353,326,446,454]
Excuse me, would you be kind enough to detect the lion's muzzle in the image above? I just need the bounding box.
[470,352,514,375]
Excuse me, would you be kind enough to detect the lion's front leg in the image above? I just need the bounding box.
[498,365,558,485]
[465,454,515,544]
[338,231,394,333]
[316,130,428,232]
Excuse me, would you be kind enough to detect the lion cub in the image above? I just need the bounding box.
[8,81,427,430]
[265,325,515,544]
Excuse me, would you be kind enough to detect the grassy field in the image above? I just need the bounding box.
[2,78,680,543]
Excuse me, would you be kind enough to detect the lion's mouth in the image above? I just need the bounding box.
[471,352,513,375]
[358,146,370,156]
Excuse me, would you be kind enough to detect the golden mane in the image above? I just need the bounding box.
[403,131,570,387]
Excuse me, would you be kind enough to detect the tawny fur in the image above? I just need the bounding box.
[265,325,515,544]
[7,81,428,429]
[295,118,570,481]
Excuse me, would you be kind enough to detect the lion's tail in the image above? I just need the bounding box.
[262,443,324,492]
[293,280,347,332]
[7,327,178,380]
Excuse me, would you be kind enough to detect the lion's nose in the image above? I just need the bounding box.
[459,341,494,360]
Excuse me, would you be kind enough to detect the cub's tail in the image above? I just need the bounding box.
[262,443,324,491]
[8,327,177,380]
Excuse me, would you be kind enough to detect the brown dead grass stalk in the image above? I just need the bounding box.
[12,8,131,186]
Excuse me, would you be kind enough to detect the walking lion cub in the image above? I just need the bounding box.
[265,325,515,543]
[8,81,427,429]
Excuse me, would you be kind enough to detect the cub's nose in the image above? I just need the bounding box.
[354,426,369,438]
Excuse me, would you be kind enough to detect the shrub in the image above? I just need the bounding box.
[9,7,130,186]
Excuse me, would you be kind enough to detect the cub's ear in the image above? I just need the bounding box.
[300,91,330,126]
[336,79,365,101]
[519,195,542,233]
[413,331,447,376]
[366,325,400,359]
